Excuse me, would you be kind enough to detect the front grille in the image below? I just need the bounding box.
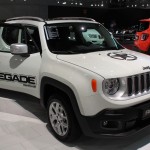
[127,73,150,96]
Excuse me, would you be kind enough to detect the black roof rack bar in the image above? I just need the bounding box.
[51,17,96,22]
[6,16,44,22]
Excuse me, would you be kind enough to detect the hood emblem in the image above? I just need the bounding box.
[143,66,150,70]
[107,52,137,61]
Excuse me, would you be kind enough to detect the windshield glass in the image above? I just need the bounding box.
[139,22,149,32]
[45,23,123,54]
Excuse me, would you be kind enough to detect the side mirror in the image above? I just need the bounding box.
[10,43,29,56]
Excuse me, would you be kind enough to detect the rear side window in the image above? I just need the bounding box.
[2,27,19,45]
[139,22,149,32]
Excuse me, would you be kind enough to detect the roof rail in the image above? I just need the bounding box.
[51,17,96,22]
[6,16,44,22]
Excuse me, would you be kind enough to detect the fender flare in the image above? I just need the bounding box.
[40,77,93,136]
[40,77,78,109]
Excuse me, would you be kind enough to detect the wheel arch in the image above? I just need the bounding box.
[40,76,98,137]
[40,77,78,109]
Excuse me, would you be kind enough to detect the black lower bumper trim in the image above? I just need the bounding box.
[80,100,150,138]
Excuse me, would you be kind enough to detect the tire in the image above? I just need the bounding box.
[47,94,81,142]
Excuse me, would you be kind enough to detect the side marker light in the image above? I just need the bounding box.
[91,79,97,92]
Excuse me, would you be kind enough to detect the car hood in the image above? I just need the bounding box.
[57,49,150,78]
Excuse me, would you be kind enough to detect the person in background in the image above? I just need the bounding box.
[109,20,117,34]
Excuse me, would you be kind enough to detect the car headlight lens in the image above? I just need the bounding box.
[103,79,120,95]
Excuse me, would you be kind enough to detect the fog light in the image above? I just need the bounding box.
[101,120,122,130]
[102,121,108,127]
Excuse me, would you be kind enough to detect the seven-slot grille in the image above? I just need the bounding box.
[127,72,150,96]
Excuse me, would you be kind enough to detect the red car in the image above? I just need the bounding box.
[134,18,150,53]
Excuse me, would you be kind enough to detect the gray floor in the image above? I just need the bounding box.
[0,89,149,150]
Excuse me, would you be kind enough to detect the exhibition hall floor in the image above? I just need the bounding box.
[0,89,149,150]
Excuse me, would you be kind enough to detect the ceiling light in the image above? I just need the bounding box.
[62,2,66,5]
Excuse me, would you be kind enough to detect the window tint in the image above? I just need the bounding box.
[2,27,19,45]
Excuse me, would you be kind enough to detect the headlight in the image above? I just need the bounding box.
[103,79,120,95]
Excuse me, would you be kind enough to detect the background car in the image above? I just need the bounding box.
[114,25,138,42]
[134,18,150,54]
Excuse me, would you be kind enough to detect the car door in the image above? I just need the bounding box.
[0,23,42,98]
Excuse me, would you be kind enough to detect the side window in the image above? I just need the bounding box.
[2,27,19,45]
[22,26,41,54]
[0,25,22,52]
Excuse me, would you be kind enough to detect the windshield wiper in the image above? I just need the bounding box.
[107,47,124,50]
[106,47,120,50]
[51,50,81,54]
[69,48,107,54]
[51,47,122,54]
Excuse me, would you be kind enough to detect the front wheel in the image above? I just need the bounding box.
[47,94,81,142]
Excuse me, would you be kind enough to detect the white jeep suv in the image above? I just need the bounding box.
[0,16,150,142]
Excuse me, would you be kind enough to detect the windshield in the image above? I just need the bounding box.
[45,23,123,54]
[139,22,149,32]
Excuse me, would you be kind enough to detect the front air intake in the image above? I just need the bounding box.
[127,73,150,96]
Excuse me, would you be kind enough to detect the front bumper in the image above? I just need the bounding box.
[79,100,150,138]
